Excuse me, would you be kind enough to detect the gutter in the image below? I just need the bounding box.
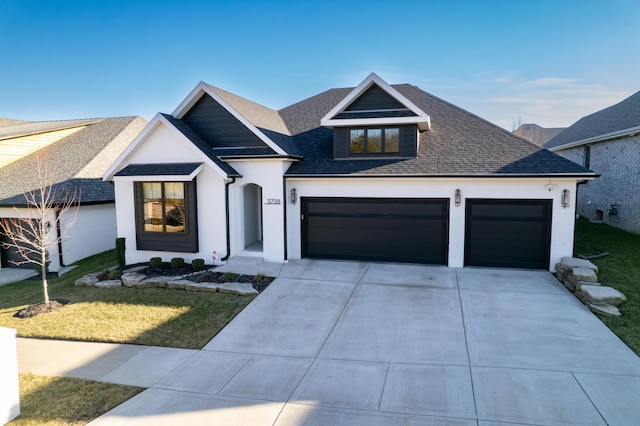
[220,177,236,262]
[549,124,640,152]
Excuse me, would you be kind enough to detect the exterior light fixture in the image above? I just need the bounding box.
[455,189,461,207]
[561,189,570,208]
[290,188,297,204]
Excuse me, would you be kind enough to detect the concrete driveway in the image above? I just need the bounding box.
[83,260,640,425]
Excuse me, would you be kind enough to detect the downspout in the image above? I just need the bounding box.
[221,178,236,262]
[55,209,64,267]
[282,176,288,260]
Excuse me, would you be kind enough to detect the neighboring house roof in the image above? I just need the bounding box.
[513,124,566,145]
[0,116,147,207]
[0,118,102,141]
[545,90,640,150]
[0,118,26,126]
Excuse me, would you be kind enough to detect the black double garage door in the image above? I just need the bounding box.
[302,197,551,269]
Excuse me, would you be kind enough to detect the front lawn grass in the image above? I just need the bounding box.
[574,218,640,355]
[0,250,255,349]
[9,373,143,425]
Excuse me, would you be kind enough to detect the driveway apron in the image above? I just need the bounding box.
[78,260,640,425]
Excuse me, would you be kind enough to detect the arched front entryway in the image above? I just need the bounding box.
[243,183,263,253]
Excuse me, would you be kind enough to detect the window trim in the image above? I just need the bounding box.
[134,180,198,252]
[349,127,401,156]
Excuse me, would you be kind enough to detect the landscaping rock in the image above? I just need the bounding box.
[75,274,99,287]
[185,282,219,292]
[586,302,621,317]
[121,272,146,288]
[137,276,181,288]
[560,257,599,273]
[576,285,627,306]
[93,279,122,288]
[166,279,193,290]
[575,280,601,291]
[218,282,258,296]
[192,282,219,292]
[567,267,598,286]
[561,277,575,292]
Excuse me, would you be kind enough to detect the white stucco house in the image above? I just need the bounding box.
[104,73,595,271]
[545,89,640,235]
[0,116,147,272]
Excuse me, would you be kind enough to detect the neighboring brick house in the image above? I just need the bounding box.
[545,90,640,234]
[0,117,147,272]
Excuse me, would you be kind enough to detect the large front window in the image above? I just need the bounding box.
[143,182,186,232]
[135,181,198,252]
[349,127,400,155]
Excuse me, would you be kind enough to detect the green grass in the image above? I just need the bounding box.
[574,218,640,355]
[9,373,142,425]
[0,250,255,349]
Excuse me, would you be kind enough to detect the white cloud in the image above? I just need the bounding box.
[474,75,633,129]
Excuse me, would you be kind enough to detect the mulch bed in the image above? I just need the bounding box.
[14,299,69,318]
[125,262,275,293]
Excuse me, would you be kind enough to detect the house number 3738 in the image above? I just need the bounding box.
[265,198,281,205]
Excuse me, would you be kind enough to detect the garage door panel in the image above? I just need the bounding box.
[303,198,448,264]
[465,199,551,269]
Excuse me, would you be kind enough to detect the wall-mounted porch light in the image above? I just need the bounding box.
[290,188,297,204]
[455,189,461,207]
[561,189,570,208]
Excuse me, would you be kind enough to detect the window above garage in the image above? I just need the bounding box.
[333,125,418,158]
[349,128,400,155]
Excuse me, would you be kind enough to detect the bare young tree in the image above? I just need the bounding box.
[0,148,79,305]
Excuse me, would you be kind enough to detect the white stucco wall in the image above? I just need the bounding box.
[285,177,580,271]
[0,204,116,272]
[60,204,116,266]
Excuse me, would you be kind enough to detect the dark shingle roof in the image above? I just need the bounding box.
[0,117,147,206]
[281,84,592,176]
[115,162,202,177]
[545,90,640,149]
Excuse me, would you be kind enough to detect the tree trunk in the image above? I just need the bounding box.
[41,249,50,305]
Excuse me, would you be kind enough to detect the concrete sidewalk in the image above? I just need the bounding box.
[16,259,640,425]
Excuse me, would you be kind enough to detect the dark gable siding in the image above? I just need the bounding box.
[401,125,418,157]
[346,84,406,111]
[182,94,267,149]
[333,127,349,158]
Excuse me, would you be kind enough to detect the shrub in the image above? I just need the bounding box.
[115,238,126,270]
[192,258,205,271]
[171,257,185,269]
[150,257,162,267]
[221,272,238,282]
[98,269,121,280]
[254,273,267,283]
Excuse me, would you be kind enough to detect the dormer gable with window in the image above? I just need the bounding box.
[321,73,430,159]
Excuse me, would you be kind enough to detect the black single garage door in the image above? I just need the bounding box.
[302,197,449,264]
[465,199,551,269]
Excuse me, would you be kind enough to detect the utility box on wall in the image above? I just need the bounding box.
[0,327,20,424]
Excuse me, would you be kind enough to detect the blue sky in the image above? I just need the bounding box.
[1,0,638,129]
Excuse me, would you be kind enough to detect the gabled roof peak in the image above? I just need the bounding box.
[321,73,431,131]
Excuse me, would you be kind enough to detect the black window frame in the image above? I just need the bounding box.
[349,127,401,156]
[584,145,591,169]
[134,180,198,252]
